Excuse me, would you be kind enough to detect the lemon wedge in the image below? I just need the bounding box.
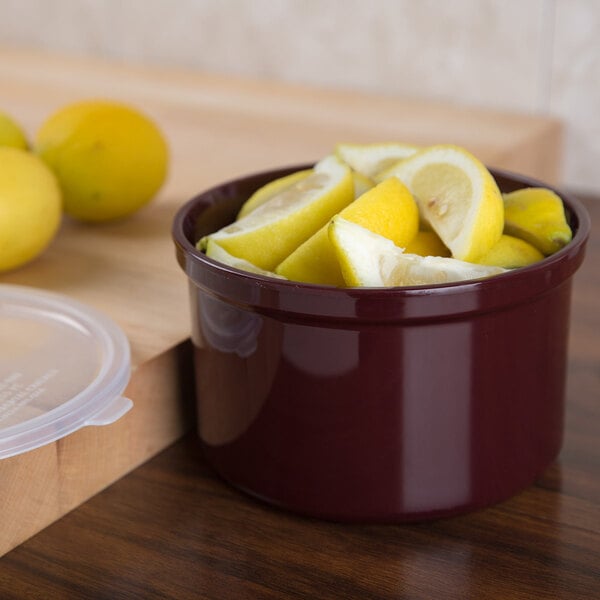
[237,169,312,219]
[476,234,544,268]
[206,239,285,278]
[199,155,354,271]
[335,142,419,179]
[384,144,504,262]
[238,169,374,221]
[503,187,572,255]
[404,230,451,257]
[276,177,419,286]
[329,217,505,287]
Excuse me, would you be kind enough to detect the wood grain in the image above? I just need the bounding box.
[0,45,569,564]
[0,197,598,597]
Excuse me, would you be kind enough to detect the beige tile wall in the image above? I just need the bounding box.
[0,0,598,192]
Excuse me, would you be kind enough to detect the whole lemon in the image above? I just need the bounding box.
[36,100,168,222]
[0,111,28,149]
[0,147,62,272]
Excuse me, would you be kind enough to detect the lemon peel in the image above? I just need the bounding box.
[404,230,451,258]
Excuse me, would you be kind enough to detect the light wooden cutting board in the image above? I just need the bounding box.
[0,46,563,556]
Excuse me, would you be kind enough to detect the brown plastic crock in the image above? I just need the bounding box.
[172,165,590,522]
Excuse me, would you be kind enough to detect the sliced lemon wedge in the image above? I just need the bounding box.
[503,187,572,255]
[383,144,504,262]
[335,142,419,179]
[237,169,312,219]
[329,217,505,287]
[476,234,544,268]
[205,239,285,278]
[199,155,354,271]
[404,230,451,257]
[276,177,418,286]
[236,167,374,222]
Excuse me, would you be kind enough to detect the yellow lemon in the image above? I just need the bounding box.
[0,111,28,149]
[205,239,285,278]
[276,177,418,286]
[36,100,168,222]
[503,187,572,255]
[476,234,544,268]
[329,217,505,287]
[404,230,451,257]
[199,155,354,271]
[335,142,420,179]
[0,147,62,272]
[385,144,504,262]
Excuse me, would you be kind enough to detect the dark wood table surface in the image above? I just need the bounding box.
[1,197,598,600]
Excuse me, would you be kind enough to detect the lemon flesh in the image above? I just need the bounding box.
[335,142,420,179]
[351,172,374,198]
[0,147,62,272]
[385,144,504,262]
[503,187,572,255]
[276,177,419,286]
[238,170,373,222]
[477,234,544,268]
[201,155,354,271]
[329,217,505,287]
[237,169,312,219]
[36,100,168,222]
[206,239,285,278]
[0,112,28,149]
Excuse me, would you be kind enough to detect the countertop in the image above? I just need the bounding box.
[0,48,598,598]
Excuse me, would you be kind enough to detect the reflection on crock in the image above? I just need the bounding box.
[198,295,262,358]
[401,321,473,512]
[282,325,359,377]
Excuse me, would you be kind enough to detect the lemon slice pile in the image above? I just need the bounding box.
[202,142,572,288]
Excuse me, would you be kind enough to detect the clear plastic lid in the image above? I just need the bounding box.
[0,284,132,459]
